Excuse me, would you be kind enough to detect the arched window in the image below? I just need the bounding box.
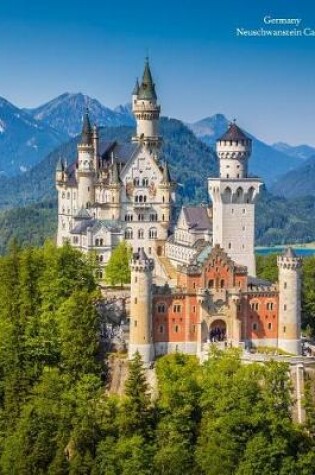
[125,228,133,239]
[99,255,103,262]
[149,228,157,239]
[95,238,99,246]
[144,195,147,203]
[157,303,166,313]
[220,279,225,289]
[100,239,104,246]
[138,229,144,239]
[143,178,149,186]
[223,186,232,203]
[208,279,214,289]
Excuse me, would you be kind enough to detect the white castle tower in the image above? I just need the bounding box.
[76,110,95,209]
[208,122,263,276]
[277,247,302,355]
[132,58,161,151]
[129,248,154,364]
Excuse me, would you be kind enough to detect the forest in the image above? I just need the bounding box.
[0,243,315,474]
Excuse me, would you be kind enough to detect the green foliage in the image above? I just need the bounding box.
[0,242,105,473]
[301,256,315,334]
[105,240,132,286]
[256,253,278,282]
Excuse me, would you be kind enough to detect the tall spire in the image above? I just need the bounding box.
[109,161,120,185]
[162,160,171,184]
[56,157,64,172]
[81,109,92,145]
[132,78,140,96]
[138,58,157,101]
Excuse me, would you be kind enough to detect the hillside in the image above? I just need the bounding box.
[0,118,216,210]
[25,93,134,137]
[188,114,301,184]
[0,97,66,176]
[271,155,315,198]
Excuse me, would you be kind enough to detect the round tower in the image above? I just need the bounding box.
[277,247,302,355]
[132,58,161,149]
[92,124,100,173]
[129,248,154,364]
[216,121,252,179]
[157,160,175,235]
[56,157,64,184]
[76,110,95,208]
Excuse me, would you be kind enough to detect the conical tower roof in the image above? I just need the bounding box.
[162,161,171,184]
[56,157,64,172]
[218,122,249,142]
[138,58,157,101]
[132,78,140,95]
[138,247,148,261]
[109,161,120,185]
[282,246,297,258]
[81,109,93,145]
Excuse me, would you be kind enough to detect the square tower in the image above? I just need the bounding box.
[208,122,263,276]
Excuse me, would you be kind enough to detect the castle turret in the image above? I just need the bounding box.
[56,157,64,183]
[216,122,252,179]
[129,248,154,364]
[76,110,95,208]
[93,124,100,173]
[132,58,161,149]
[277,247,302,355]
[157,161,176,231]
[132,78,139,105]
[208,121,263,276]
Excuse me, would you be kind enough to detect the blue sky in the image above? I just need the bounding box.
[0,0,315,145]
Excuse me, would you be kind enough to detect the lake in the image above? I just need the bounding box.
[256,247,315,257]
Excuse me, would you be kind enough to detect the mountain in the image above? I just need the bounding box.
[25,93,135,137]
[272,142,315,161]
[188,114,302,184]
[0,97,66,176]
[271,154,315,198]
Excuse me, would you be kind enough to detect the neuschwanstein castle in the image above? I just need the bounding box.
[56,60,302,363]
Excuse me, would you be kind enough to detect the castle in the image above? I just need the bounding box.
[56,60,302,363]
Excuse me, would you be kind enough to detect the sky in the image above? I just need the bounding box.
[0,0,315,145]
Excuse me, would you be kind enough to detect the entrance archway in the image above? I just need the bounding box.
[209,319,227,342]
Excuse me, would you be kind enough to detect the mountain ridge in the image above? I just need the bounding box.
[187,114,303,184]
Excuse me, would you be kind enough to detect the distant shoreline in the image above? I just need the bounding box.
[256,244,315,256]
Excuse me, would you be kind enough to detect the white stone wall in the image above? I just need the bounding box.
[165,241,196,265]
[209,178,262,277]
[120,146,173,255]
[217,140,251,179]
[133,99,159,138]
